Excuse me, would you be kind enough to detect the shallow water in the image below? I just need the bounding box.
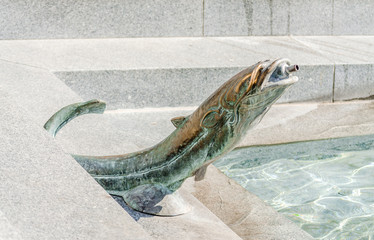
[214,134,374,239]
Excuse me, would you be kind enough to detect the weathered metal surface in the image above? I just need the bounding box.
[45,58,299,216]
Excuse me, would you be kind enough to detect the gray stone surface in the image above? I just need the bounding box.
[294,36,374,64]
[56,107,194,155]
[288,0,333,35]
[55,67,244,109]
[0,36,370,70]
[0,61,81,124]
[1,0,373,38]
[241,0,333,36]
[262,0,288,36]
[0,210,23,240]
[55,64,333,109]
[0,87,151,239]
[239,100,374,147]
[1,36,372,108]
[203,0,250,36]
[334,64,374,101]
[204,0,374,36]
[0,0,202,39]
[250,0,271,35]
[278,64,333,103]
[333,0,374,35]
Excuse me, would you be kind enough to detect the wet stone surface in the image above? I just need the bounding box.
[215,134,374,239]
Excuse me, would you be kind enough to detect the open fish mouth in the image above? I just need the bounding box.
[260,58,299,90]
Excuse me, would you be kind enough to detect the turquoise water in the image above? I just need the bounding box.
[214,135,374,239]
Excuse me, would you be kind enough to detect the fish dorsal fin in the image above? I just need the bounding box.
[171,116,188,128]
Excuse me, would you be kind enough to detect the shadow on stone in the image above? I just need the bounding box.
[112,195,155,221]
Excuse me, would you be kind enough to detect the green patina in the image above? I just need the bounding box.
[44,59,299,215]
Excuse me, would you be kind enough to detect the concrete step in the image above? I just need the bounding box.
[1,36,373,109]
[1,0,373,39]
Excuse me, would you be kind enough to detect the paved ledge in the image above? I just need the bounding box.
[1,36,373,109]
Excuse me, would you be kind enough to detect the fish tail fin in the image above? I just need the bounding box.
[44,99,106,137]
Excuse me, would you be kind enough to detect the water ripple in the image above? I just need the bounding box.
[214,134,374,239]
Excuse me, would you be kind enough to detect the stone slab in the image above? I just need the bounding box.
[203,0,251,36]
[1,0,373,39]
[0,87,151,240]
[1,36,373,108]
[204,0,374,36]
[294,36,374,64]
[0,0,202,39]
[54,67,244,109]
[186,166,314,240]
[334,64,374,101]
[0,210,23,240]
[0,61,81,124]
[333,0,374,35]
[288,0,333,35]
[0,36,352,72]
[204,0,373,36]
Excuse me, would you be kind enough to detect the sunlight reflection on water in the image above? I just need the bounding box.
[214,134,374,239]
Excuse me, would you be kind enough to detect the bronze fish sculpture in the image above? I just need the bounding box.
[44,58,299,215]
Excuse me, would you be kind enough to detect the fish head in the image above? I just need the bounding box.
[259,58,299,91]
[237,58,299,109]
[231,58,299,130]
[201,59,299,129]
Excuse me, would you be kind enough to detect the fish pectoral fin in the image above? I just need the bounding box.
[114,184,191,216]
[171,115,188,128]
[194,165,208,181]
